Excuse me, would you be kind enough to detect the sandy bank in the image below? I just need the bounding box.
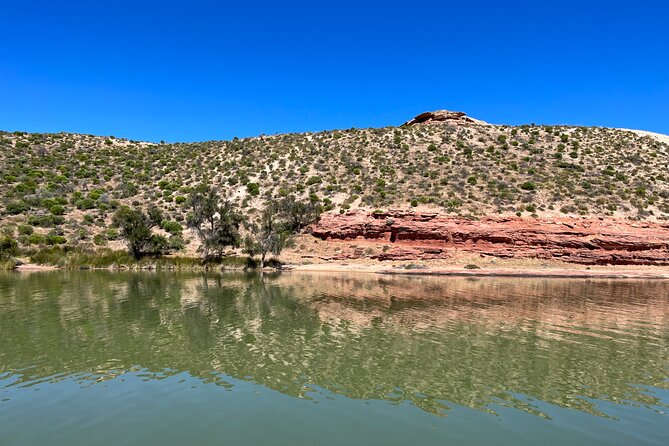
[287,262,669,279]
[14,264,59,272]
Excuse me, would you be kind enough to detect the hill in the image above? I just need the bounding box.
[1,111,669,255]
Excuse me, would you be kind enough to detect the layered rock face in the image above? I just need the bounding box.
[402,110,488,126]
[310,210,669,265]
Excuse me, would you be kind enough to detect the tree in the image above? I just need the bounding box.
[0,234,19,259]
[147,205,164,227]
[112,206,167,259]
[273,195,322,233]
[187,185,242,260]
[243,207,290,270]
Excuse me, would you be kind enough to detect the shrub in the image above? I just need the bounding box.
[520,181,536,191]
[246,183,260,196]
[105,228,120,240]
[18,225,34,235]
[27,234,45,245]
[93,233,107,246]
[5,201,29,215]
[0,236,19,258]
[306,176,322,185]
[45,235,67,245]
[27,215,64,227]
[76,198,96,210]
[161,220,183,235]
[88,189,105,200]
[50,205,66,215]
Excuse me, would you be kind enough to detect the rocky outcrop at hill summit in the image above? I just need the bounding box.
[402,110,488,126]
[310,210,669,265]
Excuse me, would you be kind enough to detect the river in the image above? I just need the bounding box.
[1,272,668,445]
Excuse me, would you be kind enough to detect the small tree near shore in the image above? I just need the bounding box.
[243,208,291,270]
[187,185,243,260]
[275,195,322,232]
[112,206,167,259]
[0,229,19,259]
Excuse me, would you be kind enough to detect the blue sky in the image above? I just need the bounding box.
[1,1,667,142]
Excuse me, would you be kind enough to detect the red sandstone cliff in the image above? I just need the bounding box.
[309,210,669,265]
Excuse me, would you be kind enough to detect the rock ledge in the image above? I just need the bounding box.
[310,210,669,265]
[402,110,488,126]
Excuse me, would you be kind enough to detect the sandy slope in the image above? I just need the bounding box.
[619,128,669,144]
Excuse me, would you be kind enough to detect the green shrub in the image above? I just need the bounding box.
[105,228,120,240]
[50,205,66,215]
[306,175,322,185]
[246,183,260,196]
[27,233,46,245]
[88,189,105,200]
[0,236,19,257]
[46,235,67,245]
[76,198,96,210]
[27,215,64,227]
[161,220,183,235]
[520,181,536,191]
[5,201,29,215]
[93,234,107,246]
[18,225,34,235]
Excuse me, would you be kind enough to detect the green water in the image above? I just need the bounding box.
[1,272,668,445]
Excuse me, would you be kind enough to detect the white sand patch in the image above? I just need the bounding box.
[618,128,669,144]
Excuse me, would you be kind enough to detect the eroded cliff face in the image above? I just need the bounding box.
[309,210,669,265]
[401,110,489,126]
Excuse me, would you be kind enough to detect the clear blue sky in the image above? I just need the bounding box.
[1,1,667,142]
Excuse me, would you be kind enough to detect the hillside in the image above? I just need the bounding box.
[1,110,669,253]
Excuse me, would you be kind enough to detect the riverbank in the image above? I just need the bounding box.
[285,261,669,279]
[3,246,279,272]
[278,231,669,279]
[7,218,669,279]
[13,255,669,280]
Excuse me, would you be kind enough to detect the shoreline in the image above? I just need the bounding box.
[376,267,669,279]
[286,263,669,279]
[10,263,669,279]
[14,263,59,272]
[10,255,669,280]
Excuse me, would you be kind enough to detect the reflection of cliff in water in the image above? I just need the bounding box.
[275,273,669,332]
[1,271,668,418]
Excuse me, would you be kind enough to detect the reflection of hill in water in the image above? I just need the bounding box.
[1,271,668,418]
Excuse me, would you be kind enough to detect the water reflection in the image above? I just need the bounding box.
[0,271,668,418]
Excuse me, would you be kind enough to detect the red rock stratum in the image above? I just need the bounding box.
[310,210,669,265]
